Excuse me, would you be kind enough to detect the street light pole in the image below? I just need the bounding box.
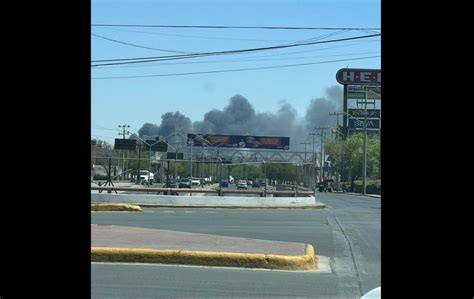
[315,127,330,182]
[300,141,311,188]
[309,132,318,191]
[320,131,324,182]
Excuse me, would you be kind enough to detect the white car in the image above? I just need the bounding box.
[191,178,200,186]
[236,180,248,189]
[361,287,381,299]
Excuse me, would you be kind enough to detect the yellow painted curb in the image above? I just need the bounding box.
[91,203,143,212]
[91,244,317,271]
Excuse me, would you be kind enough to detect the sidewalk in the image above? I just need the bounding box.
[91,224,316,270]
[343,192,381,198]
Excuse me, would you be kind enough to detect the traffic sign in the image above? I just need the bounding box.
[114,138,137,151]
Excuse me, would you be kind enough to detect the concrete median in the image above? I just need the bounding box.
[91,193,325,209]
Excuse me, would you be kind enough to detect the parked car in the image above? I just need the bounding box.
[191,178,200,186]
[236,180,248,189]
[220,179,229,187]
[258,179,266,187]
[179,178,191,188]
[252,180,260,188]
[317,179,335,192]
[160,180,179,195]
[247,180,253,186]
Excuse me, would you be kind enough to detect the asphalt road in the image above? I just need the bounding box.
[91,192,380,298]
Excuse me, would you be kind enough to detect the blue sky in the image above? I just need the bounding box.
[91,0,381,143]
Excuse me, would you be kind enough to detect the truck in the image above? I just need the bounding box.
[138,170,154,185]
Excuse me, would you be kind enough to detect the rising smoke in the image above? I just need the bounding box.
[138,86,342,150]
[138,112,192,139]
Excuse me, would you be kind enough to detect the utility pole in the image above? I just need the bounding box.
[309,133,317,162]
[118,125,130,139]
[315,127,330,182]
[329,112,343,140]
[136,141,141,185]
[118,125,130,181]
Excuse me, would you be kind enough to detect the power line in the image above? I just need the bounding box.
[92,51,381,69]
[91,33,380,67]
[92,33,193,54]
[92,33,379,63]
[92,29,350,56]
[93,26,294,42]
[92,55,380,80]
[92,24,381,30]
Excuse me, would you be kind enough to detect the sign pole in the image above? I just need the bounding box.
[343,84,348,140]
[363,87,368,195]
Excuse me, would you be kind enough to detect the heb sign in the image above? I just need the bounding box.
[336,68,381,85]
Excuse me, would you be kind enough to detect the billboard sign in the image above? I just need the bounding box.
[167,152,184,160]
[336,68,381,85]
[187,134,290,150]
[143,140,168,152]
[114,138,137,151]
[348,109,381,118]
[348,118,380,129]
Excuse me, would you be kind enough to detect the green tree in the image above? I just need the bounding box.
[325,132,380,184]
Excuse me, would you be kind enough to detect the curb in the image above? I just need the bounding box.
[92,203,327,211]
[91,204,143,212]
[344,192,381,198]
[91,244,317,271]
[102,203,327,209]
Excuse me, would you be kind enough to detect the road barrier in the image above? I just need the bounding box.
[91,186,314,197]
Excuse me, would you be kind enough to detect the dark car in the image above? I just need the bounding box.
[220,179,229,187]
[179,178,192,188]
[252,180,260,188]
[317,179,334,192]
[161,181,179,195]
